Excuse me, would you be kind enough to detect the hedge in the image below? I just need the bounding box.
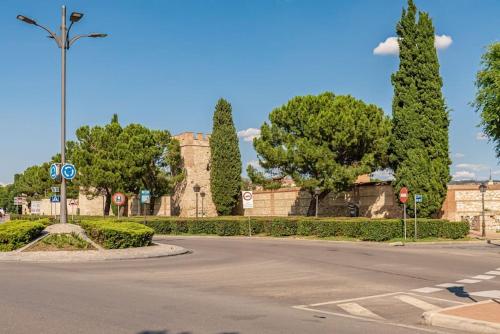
[0,220,45,251]
[139,217,469,241]
[79,220,154,249]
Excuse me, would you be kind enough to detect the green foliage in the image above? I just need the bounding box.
[139,217,468,241]
[40,233,92,250]
[473,42,500,158]
[79,220,154,249]
[0,220,45,251]
[390,0,450,217]
[210,98,242,215]
[72,115,183,215]
[252,92,391,214]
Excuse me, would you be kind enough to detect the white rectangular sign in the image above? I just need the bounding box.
[242,191,254,209]
[31,201,41,215]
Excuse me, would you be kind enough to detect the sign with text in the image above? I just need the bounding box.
[415,194,423,203]
[140,190,151,204]
[242,191,254,209]
[31,201,41,215]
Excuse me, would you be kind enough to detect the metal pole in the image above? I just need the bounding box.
[195,193,199,219]
[201,197,204,217]
[403,203,407,241]
[60,6,68,224]
[414,195,417,241]
[482,191,486,237]
[315,195,319,217]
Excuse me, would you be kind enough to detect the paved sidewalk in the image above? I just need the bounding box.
[423,300,500,333]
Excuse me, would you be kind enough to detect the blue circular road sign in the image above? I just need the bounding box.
[50,164,59,180]
[61,163,76,180]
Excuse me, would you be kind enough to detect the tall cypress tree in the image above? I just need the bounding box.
[210,98,242,215]
[391,0,450,217]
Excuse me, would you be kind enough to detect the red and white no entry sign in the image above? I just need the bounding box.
[399,187,409,203]
[112,192,126,206]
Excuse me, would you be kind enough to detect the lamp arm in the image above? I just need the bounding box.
[34,23,61,47]
[68,34,91,48]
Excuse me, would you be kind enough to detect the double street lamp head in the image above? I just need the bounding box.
[193,184,201,193]
[17,15,36,25]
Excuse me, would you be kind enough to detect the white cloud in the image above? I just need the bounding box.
[373,37,399,55]
[453,170,476,180]
[370,169,395,181]
[455,163,488,171]
[237,128,261,142]
[454,153,465,159]
[476,132,488,141]
[492,170,500,175]
[434,34,453,50]
[373,34,453,56]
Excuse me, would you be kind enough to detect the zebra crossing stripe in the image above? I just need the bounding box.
[471,275,495,280]
[436,283,464,288]
[411,287,443,293]
[395,295,441,312]
[469,290,500,299]
[485,271,500,275]
[457,279,481,284]
[337,302,385,320]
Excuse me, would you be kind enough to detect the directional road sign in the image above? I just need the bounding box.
[51,187,60,193]
[61,163,76,180]
[50,195,61,203]
[415,194,423,203]
[140,190,151,204]
[50,163,60,180]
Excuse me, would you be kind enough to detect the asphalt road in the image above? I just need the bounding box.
[0,236,499,334]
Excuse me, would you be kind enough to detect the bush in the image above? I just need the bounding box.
[0,220,45,251]
[79,220,154,249]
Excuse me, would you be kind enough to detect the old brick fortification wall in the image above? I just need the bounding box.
[441,182,500,231]
[243,182,401,218]
[172,132,217,217]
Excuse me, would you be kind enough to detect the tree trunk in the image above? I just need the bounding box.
[104,193,112,216]
[306,191,329,217]
[149,197,156,215]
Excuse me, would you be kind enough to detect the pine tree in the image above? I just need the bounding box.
[210,98,242,215]
[391,0,450,217]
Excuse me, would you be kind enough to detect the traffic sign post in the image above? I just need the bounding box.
[69,199,78,222]
[399,187,409,241]
[414,194,423,240]
[140,190,151,222]
[242,191,254,237]
[112,193,126,219]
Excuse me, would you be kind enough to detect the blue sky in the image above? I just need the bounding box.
[0,0,499,184]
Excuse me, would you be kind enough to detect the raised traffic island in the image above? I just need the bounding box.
[0,219,188,263]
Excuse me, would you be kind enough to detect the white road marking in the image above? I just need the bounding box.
[485,271,500,275]
[471,275,495,280]
[411,287,443,293]
[395,295,441,312]
[309,292,401,307]
[469,290,500,299]
[337,302,385,320]
[456,279,481,284]
[435,283,464,288]
[292,305,456,334]
[406,293,467,305]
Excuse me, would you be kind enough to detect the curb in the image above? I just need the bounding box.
[0,243,190,263]
[422,301,500,334]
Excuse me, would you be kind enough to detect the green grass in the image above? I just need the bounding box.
[25,233,94,251]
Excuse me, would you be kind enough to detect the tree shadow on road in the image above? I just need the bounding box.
[446,286,477,302]
[138,330,239,334]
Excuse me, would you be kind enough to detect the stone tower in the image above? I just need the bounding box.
[172,132,218,217]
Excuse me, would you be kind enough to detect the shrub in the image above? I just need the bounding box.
[0,220,45,251]
[79,220,154,249]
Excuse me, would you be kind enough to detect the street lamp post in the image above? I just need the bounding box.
[193,184,201,219]
[479,182,487,237]
[200,191,206,217]
[314,187,321,218]
[17,7,107,224]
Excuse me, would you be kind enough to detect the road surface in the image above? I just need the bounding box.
[0,236,499,334]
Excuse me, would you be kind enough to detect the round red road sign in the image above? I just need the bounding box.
[399,187,409,203]
[112,192,126,206]
[242,191,253,201]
